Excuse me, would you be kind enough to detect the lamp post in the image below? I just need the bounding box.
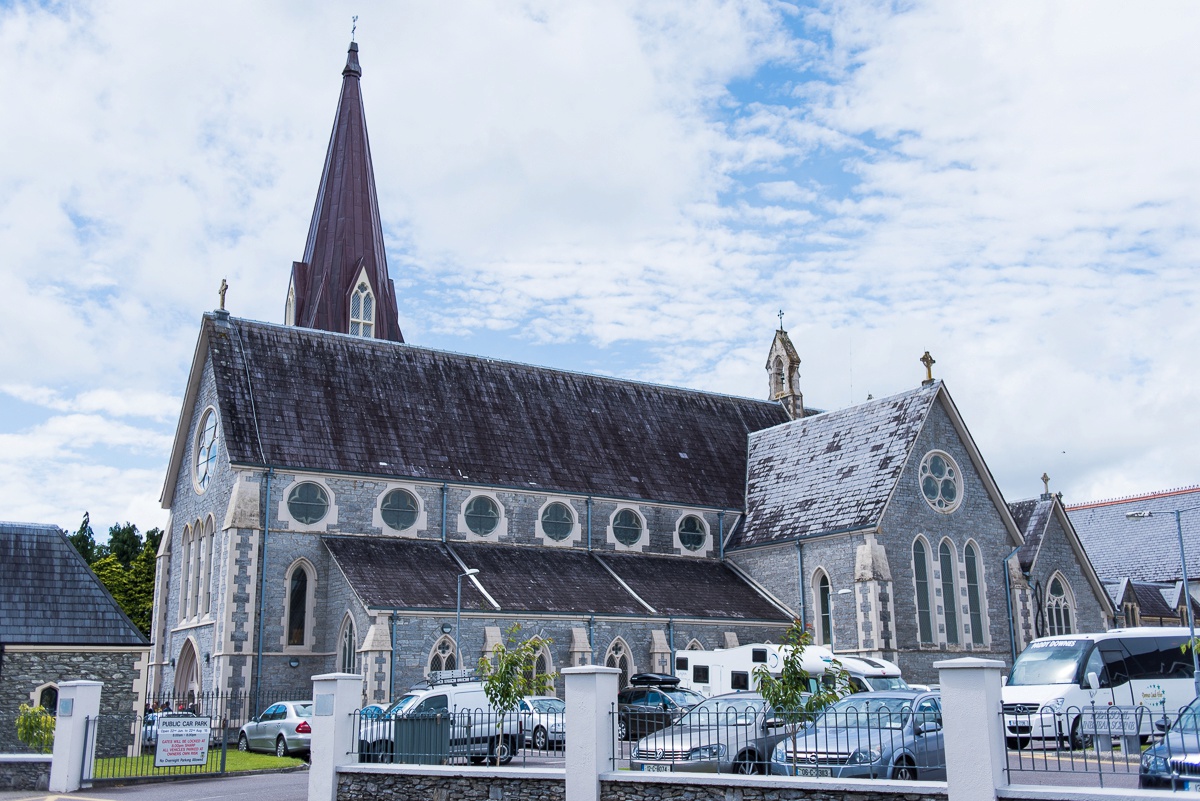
[1127,506,1200,697]
[456,568,480,669]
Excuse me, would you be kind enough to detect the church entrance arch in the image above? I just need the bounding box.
[173,638,202,706]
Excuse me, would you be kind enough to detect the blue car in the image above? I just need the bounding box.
[1140,697,1200,790]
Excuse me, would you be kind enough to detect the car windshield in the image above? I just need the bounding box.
[679,697,764,726]
[664,688,704,706]
[531,699,565,713]
[1175,700,1200,733]
[819,696,912,730]
[1007,639,1090,686]
[866,677,910,691]
[386,695,421,716]
[294,703,313,718]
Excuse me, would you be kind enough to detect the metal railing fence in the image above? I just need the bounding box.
[350,706,564,766]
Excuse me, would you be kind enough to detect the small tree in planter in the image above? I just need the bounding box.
[753,619,849,771]
[477,623,556,764]
[15,704,55,754]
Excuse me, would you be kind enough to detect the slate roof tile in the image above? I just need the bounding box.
[1068,487,1200,583]
[321,537,493,611]
[1010,498,1054,572]
[0,522,148,646]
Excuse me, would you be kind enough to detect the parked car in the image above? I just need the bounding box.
[772,690,945,780]
[1140,696,1200,790]
[237,701,313,757]
[518,696,565,750]
[630,692,789,774]
[617,674,704,741]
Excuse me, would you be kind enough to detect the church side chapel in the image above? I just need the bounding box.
[147,42,1112,705]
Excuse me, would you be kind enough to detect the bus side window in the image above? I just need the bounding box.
[1084,646,1107,687]
[1158,637,1194,678]
[1100,645,1130,688]
[1122,636,1164,680]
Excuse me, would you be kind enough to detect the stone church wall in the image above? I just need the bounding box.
[1023,512,1109,641]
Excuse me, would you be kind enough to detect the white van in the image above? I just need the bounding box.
[1002,627,1197,748]
[673,643,907,697]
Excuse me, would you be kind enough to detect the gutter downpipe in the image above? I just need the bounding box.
[1004,545,1022,664]
[668,617,675,675]
[588,615,595,662]
[389,613,397,701]
[718,511,725,560]
[796,540,806,629]
[587,497,593,552]
[441,483,448,543]
[253,467,274,717]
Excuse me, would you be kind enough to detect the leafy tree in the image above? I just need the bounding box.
[108,522,142,568]
[68,512,98,564]
[68,516,159,638]
[477,624,555,763]
[753,619,850,771]
[144,527,164,555]
[15,704,55,753]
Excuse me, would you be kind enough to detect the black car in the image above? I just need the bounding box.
[1139,697,1200,790]
[617,674,704,741]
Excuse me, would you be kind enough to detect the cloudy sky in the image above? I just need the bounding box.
[2,0,1198,537]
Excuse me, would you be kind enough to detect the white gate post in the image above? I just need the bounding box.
[307,673,363,801]
[48,679,103,793]
[563,665,621,801]
[937,657,1007,801]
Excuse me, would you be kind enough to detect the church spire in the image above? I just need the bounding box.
[287,42,404,342]
[765,319,804,420]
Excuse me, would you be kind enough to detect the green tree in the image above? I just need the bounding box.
[15,704,55,753]
[108,522,142,568]
[68,512,98,564]
[144,527,164,556]
[753,620,850,771]
[477,624,556,763]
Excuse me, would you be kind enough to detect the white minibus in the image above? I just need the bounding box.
[1002,627,1197,748]
[673,643,907,697]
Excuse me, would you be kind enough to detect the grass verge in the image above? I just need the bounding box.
[93,748,303,779]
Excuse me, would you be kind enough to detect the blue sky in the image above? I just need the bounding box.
[1,0,1198,536]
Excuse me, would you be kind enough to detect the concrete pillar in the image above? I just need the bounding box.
[937,657,1006,801]
[307,672,363,801]
[48,679,103,793]
[563,665,621,801]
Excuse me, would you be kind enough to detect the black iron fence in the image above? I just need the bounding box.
[350,706,565,767]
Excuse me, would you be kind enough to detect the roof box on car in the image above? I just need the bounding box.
[629,672,681,687]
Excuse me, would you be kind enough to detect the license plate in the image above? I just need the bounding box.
[642,764,671,772]
[794,766,832,778]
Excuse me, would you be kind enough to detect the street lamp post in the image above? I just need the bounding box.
[456,568,480,669]
[1127,507,1200,697]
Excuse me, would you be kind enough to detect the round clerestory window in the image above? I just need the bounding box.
[678,515,707,551]
[288,482,330,525]
[465,496,500,536]
[194,408,218,492]
[613,509,643,546]
[381,489,419,531]
[919,451,962,513]
[541,502,574,541]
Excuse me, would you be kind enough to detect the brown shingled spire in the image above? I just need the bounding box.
[286,42,404,343]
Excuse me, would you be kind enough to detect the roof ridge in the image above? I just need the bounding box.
[1065,485,1200,511]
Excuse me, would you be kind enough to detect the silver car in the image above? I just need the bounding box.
[518,696,565,750]
[772,690,945,781]
[238,701,313,757]
[630,692,789,775]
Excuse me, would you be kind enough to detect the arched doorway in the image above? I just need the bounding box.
[174,639,202,707]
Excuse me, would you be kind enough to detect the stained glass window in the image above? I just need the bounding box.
[288,482,329,524]
[613,509,643,546]
[465,496,500,536]
[541,502,573,541]
[381,489,419,530]
[678,515,707,551]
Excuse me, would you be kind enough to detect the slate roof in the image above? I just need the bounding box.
[201,316,789,510]
[731,382,940,548]
[1103,579,1200,620]
[1010,498,1055,572]
[323,536,790,620]
[1068,486,1200,583]
[0,522,149,646]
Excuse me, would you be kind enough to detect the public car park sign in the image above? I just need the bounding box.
[155,716,211,767]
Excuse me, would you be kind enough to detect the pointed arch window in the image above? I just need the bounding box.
[285,283,296,326]
[912,539,934,643]
[605,639,632,688]
[939,542,960,644]
[964,542,985,644]
[1047,576,1074,636]
[339,617,357,674]
[287,565,310,647]
[815,571,833,646]
[429,636,458,674]
[773,356,786,397]
[350,281,375,338]
[179,525,193,622]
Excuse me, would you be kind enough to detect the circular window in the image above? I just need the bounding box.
[541,502,574,541]
[678,515,707,551]
[919,451,962,513]
[613,509,643,546]
[465,496,500,536]
[381,489,419,531]
[288,482,330,524]
[194,408,218,492]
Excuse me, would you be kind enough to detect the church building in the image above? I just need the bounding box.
[147,42,1112,707]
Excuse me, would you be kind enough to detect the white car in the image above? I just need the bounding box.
[518,696,565,750]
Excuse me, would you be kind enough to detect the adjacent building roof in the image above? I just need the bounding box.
[1008,495,1114,616]
[1068,486,1200,583]
[731,382,940,548]
[170,315,788,510]
[323,536,791,621]
[1103,578,1200,620]
[0,522,149,646]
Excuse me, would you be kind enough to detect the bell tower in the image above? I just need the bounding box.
[765,313,804,420]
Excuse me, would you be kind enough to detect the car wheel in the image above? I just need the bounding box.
[617,717,628,741]
[892,759,918,781]
[238,733,250,752]
[533,726,548,751]
[500,736,517,765]
[1006,736,1030,750]
[734,753,763,775]
[1069,718,1092,751]
[276,736,289,758]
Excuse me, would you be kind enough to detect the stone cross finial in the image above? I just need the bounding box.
[1041,473,1050,495]
[352,15,358,41]
[777,309,785,330]
[920,351,936,385]
[218,279,228,311]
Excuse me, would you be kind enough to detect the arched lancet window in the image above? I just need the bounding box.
[178,525,192,622]
[814,571,832,646]
[429,635,458,674]
[285,282,296,326]
[339,617,357,674]
[605,639,632,689]
[964,542,986,645]
[202,518,215,616]
[526,644,553,691]
[349,280,375,338]
[912,539,934,643]
[37,685,58,715]
[773,356,786,396]
[685,639,704,651]
[1047,575,1074,636]
[939,541,960,644]
[286,564,310,647]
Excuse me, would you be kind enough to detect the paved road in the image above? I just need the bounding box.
[0,770,308,801]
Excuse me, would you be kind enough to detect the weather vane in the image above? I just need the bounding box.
[352,15,358,42]
[777,309,785,330]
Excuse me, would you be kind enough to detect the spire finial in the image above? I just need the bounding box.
[351,15,358,42]
[219,278,228,311]
[1041,473,1052,499]
[920,351,936,385]
[777,309,785,331]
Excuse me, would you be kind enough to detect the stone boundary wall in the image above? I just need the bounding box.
[601,772,947,801]
[337,765,565,801]
[0,755,52,791]
[999,786,1166,801]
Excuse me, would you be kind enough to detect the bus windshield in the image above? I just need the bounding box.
[1008,639,1091,686]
